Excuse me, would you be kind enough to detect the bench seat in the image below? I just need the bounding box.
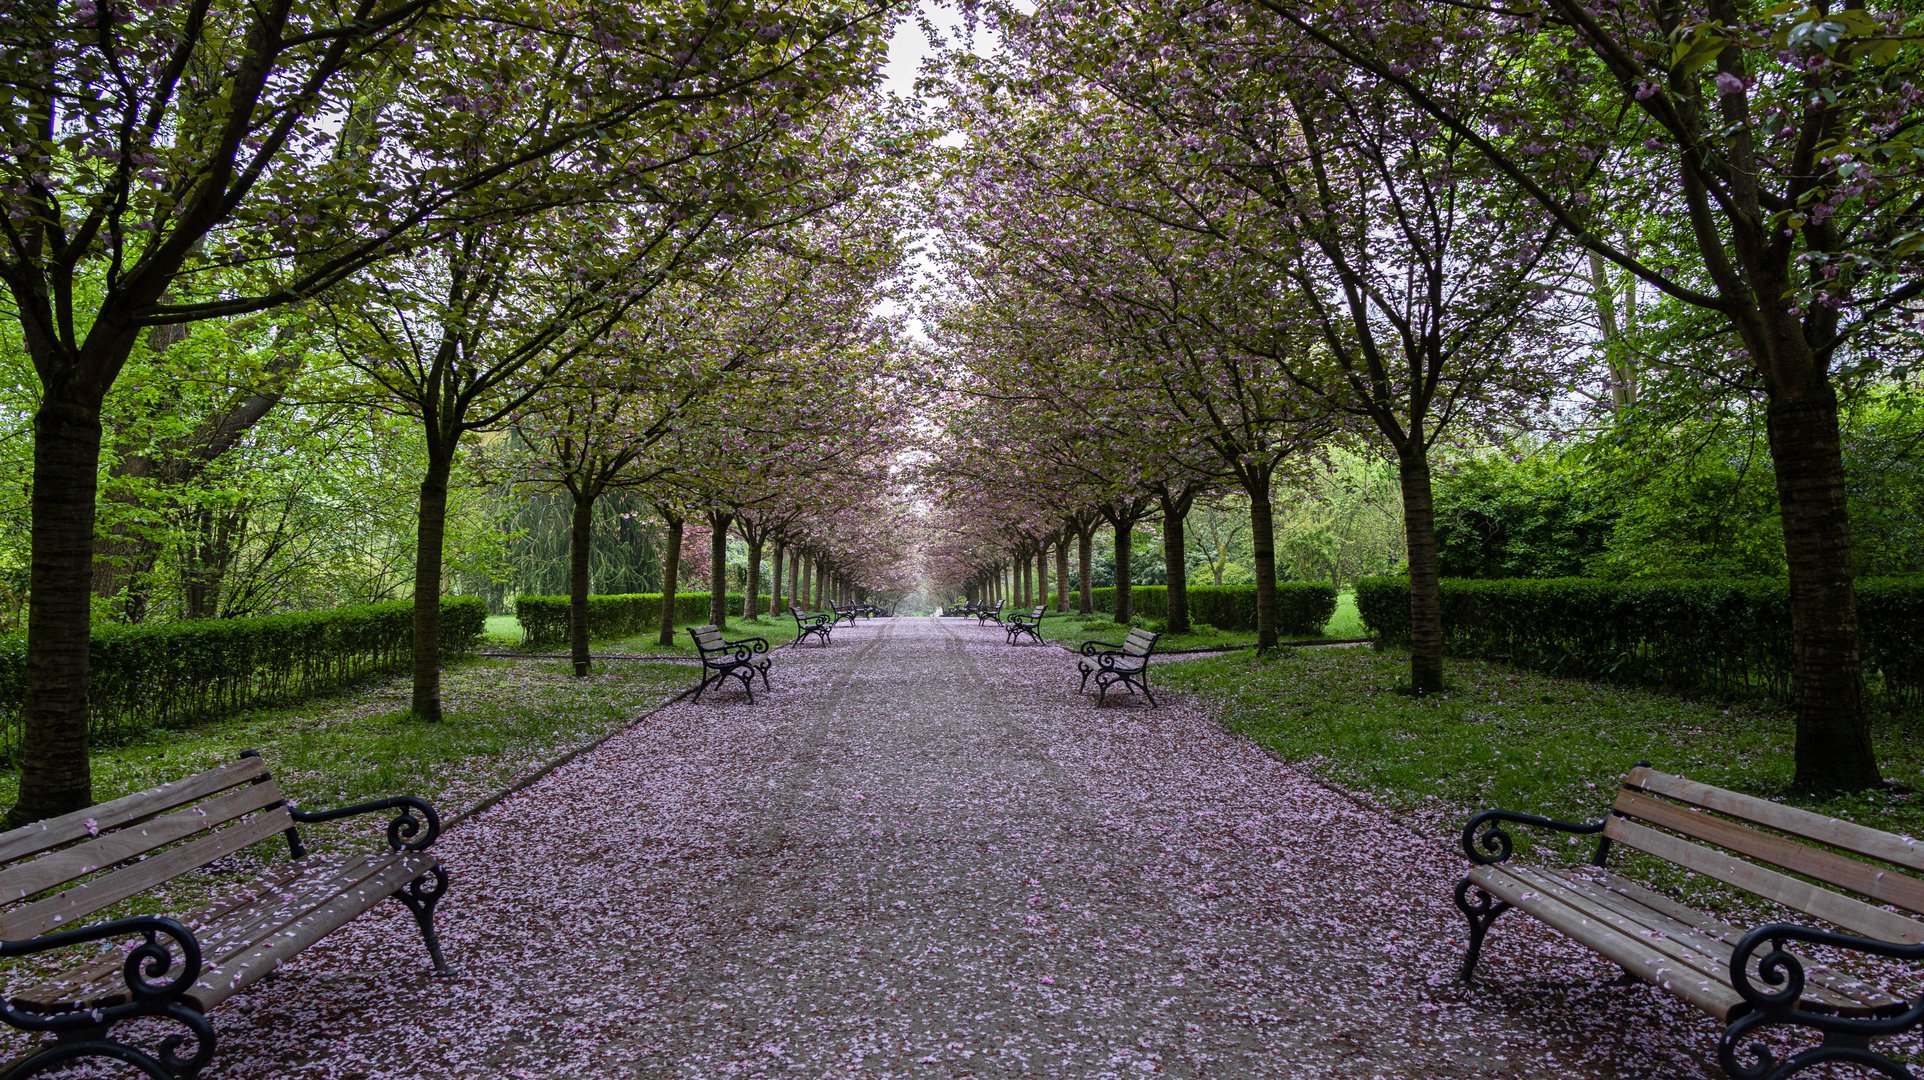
[14,849,438,1015]
[0,753,447,1078]
[1457,764,1924,1077]
[1468,861,1906,1021]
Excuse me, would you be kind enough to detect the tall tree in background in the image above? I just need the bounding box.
[1256,0,1924,787]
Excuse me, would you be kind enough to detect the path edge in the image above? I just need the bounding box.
[442,685,698,831]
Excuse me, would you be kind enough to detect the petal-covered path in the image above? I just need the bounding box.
[207,617,1726,1078]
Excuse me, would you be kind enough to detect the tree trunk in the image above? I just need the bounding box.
[770,540,785,617]
[1055,536,1069,612]
[708,511,732,629]
[569,489,596,677]
[814,558,827,608]
[409,446,456,721]
[1078,525,1095,614]
[657,514,683,647]
[1161,493,1192,635]
[743,536,763,621]
[1247,470,1280,653]
[10,392,106,825]
[1113,526,1134,625]
[1396,447,1445,695]
[1766,381,1880,792]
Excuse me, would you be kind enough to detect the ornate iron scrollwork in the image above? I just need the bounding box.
[1458,808,1607,866]
[0,916,214,1079]
[289,795,442,853]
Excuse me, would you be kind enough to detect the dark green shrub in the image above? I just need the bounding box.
[1087,584,1336,636]
[513,592,745,648]
[0,597,485,761]
[1353,575,1923,706]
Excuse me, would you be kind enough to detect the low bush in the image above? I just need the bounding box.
[1354,575,1924,706]
[1086,583,1337,637]
[0,597,486,761]
[514,592,745,647]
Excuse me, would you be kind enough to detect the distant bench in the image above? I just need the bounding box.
[689,625,772,702]
[1077,627,1161,705]
[1458,763,1924,1078]
[1004,604,1046,645]
[0,752,447,1078]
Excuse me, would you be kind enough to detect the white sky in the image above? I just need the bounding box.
[882,4,972,100]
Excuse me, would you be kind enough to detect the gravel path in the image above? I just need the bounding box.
[197,616,1732,1078]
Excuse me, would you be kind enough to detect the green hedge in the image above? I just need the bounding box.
[1354,576,1924,706]
[514,592,746,647]
[1085,584,1337,637]
[0,597,485,761]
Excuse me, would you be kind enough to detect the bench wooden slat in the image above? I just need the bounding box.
[1502,864,1891,1014]
[187,853,432,1010]
[1593,871,1906,1011]
[1614,789,1924,917]
[1627,766,1924,876]
[1602,816,1924,944]
[14,851,430,1012]
[0,758,271,866]
[1471,863,1747,1019]
[0,781,286,904]
[0,807,295,940]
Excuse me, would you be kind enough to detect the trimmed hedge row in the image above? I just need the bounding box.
[1354,576,1924,706]
[0,597,487,761]
[514,592,746,647]
[1085,583,1337,637]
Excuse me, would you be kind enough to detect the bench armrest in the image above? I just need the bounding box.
[1079,640,1124,656]
[291,794,441,852]
[1731,922,1924,1020]
[1460,808,1607,866]
[722,636,770,655]
[0,915,202,1006]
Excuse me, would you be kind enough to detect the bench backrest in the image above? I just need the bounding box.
[1027,605,1046,619]
[1607,766,1924,943]
[1122,627,1160,657]
[0,755,291,940]
[689,625,725,652]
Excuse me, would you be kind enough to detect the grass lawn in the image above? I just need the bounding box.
[1326,589,1365,638]
[0,654,693,844]
[1155,644,1924,905]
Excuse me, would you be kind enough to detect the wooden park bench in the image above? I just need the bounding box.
[688,625,772,703]
[1004,605,1047,646]
[830,603,862,627]
[789,604,833,648]
[0,752,446,1079]
[1456,763,1924,1078]
[973,601,1005,627]
[1077,626,1161,705]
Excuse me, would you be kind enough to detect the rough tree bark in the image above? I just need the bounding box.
[707,510,733,629]
[1396,446,1444,695]
[409,442,457,721]
[1243,464,1280,653]
[11,391,106,826]
[1158,485,1197,635]
[657,510,684,648]
[568,488,597,677]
